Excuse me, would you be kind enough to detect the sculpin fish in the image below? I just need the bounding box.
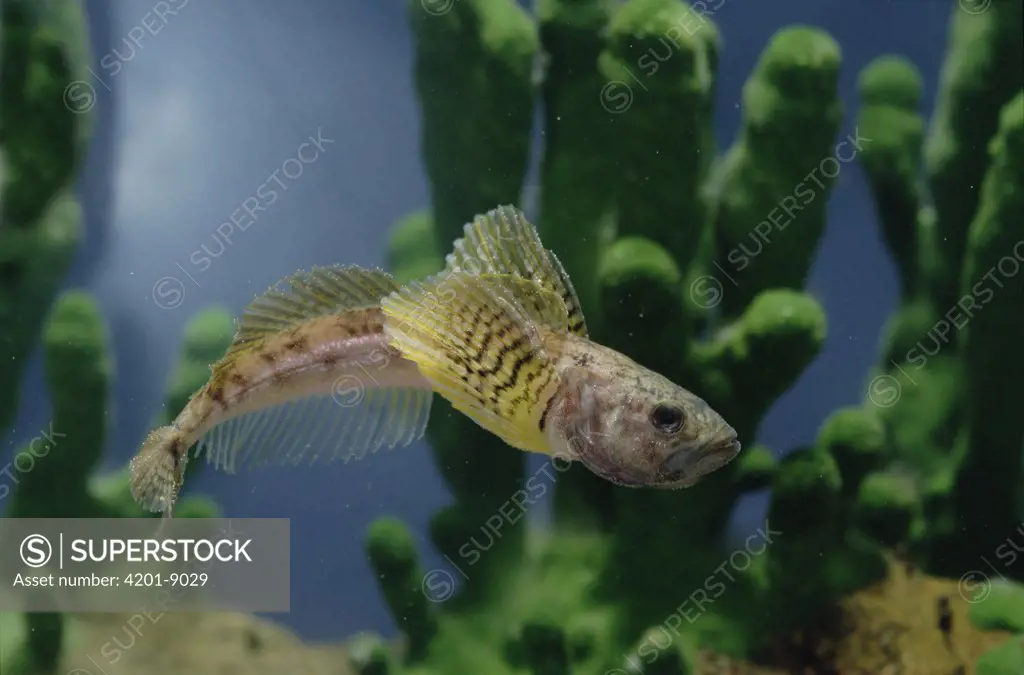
[130,206,741,517]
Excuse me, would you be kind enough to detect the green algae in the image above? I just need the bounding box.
[853,5,1023,670]
[972,581,1024,675]
[0,0,87,437]
[856,22,1024,579]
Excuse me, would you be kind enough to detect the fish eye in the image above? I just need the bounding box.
[650,404,684,434]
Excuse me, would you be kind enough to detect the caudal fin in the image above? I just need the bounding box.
[129,425,185,518]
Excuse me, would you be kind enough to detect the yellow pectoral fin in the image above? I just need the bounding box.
[381,271,562,455]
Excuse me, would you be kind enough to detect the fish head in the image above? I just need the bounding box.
[550,344,740,489]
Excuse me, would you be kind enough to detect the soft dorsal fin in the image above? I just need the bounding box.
[381,271,566,455]
[446,206,589,338]
[225,265,398,358]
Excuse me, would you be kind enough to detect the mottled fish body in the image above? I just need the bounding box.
[129,270,434,517]
[130,206,740,517]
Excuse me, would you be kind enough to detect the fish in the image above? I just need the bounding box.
[129,267,436,517]
[129,205,741,517]
[382,205,741,490]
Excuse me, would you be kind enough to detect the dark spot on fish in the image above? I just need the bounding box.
[284,334,308,351]
[538,391,555,432]
[320,353,339,367]
[168,439,182,484]
[460,312,477,348]
[472,323,502,367]
[476,336,526,378]
[452,354,476,389]
[508,363,548,409]
[208,386,226,406]
[491,351,533,399]
[259,351,277,364]
[937,596,952,640]
[335,316,354,336]
[245,629,263,652]
[574,352,593,368]
[529,367,554,407]
[228,372,248,387]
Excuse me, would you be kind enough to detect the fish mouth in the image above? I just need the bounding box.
[694,435,741,475]
[659,433,741,485]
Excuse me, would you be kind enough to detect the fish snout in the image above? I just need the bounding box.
[663,428,740,479]
[695,431,741,475]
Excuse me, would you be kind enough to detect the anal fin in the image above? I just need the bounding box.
[195,387,432,473]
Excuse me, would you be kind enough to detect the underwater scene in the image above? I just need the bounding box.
[1,0,1023,673]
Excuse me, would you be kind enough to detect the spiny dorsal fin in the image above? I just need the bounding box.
[225,265,397,357]
[479,273,570,335]
[446,205,589,338]
[381,271,565,455]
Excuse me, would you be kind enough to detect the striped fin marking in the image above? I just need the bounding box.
[446,205,589,338]
[381,272,567,455]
